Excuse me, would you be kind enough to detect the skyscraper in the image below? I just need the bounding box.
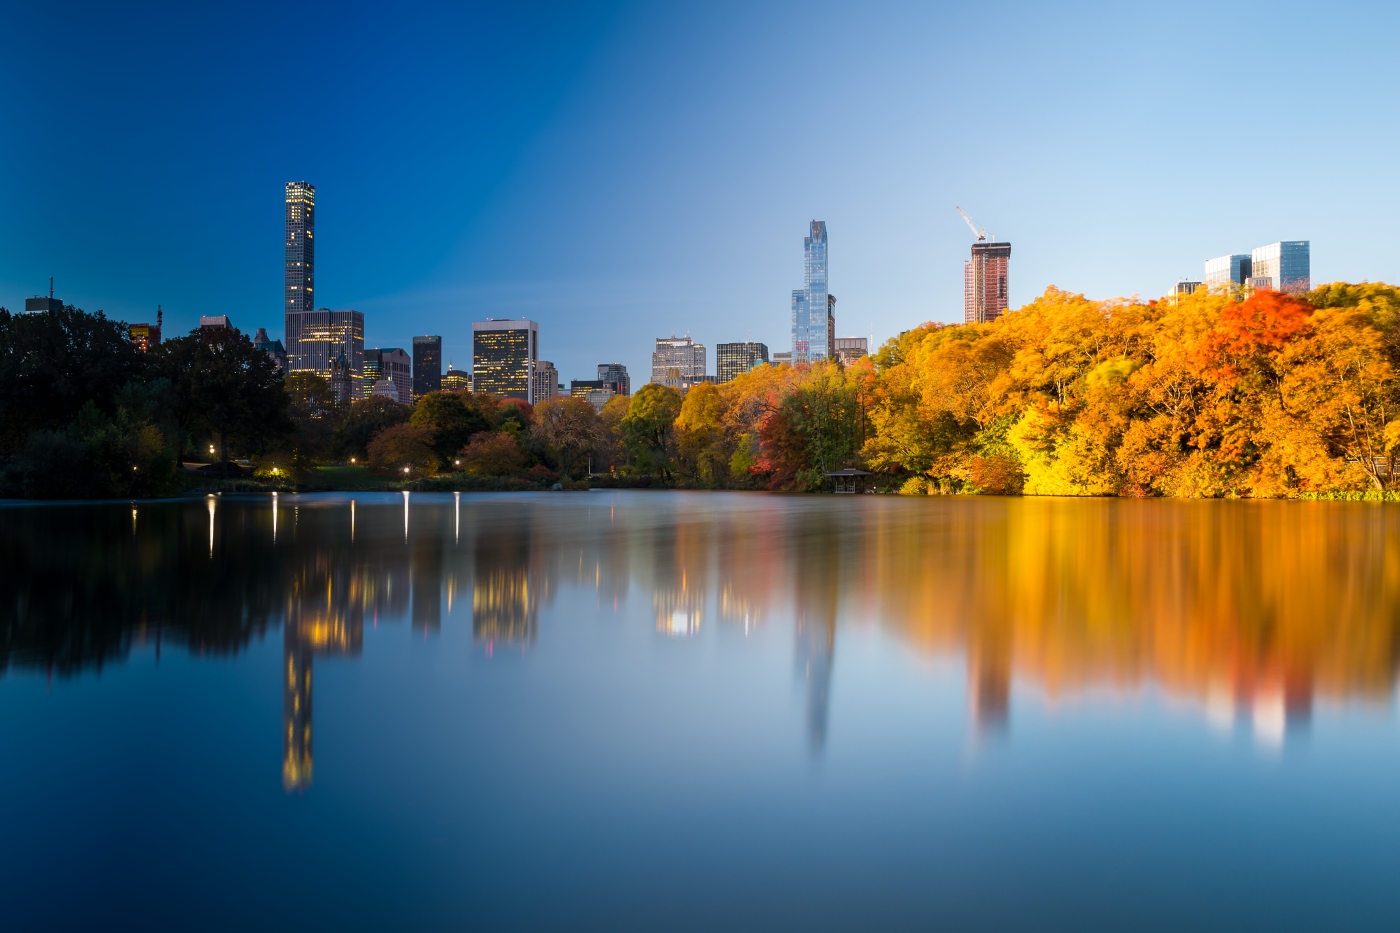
[716,342,769,382]
[284,181,315,333]
[1204,254,1252,288]
[791,221,830,364]
[286,308,365,396]
[1251,241,1310,293]
[472,319,538,402]
[597,362,631,396]
[533,360,560,402]
[833,336,868,365]
[652,336,706,388]
[964,242,1011,324]
[412,335,442,397]
[375,347,412,405]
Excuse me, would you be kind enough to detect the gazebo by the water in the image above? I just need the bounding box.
[825,468,872,494]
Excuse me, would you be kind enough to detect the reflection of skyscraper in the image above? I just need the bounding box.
[280,560,365,792]
[792,510,840,751]
[472,519,538,648]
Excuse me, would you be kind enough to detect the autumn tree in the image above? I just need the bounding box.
[532,396,601,479]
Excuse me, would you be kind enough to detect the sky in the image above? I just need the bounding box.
[3,1,1400,385]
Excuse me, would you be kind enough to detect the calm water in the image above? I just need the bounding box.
[4,492,1400,930]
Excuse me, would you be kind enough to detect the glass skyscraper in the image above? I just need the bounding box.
[716,342,769,382]
[285,308,365,397]
[791,221,830,364]
[1251,242,1310,293]
[412,335,442,397]
[1204,254,1251,288]
[472,319,539,402]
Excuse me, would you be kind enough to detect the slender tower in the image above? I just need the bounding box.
[791,221,829,364]
[284,182,316,370]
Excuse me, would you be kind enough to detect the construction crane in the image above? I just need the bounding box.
[956,206,987,242]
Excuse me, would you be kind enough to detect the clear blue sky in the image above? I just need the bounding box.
[3,1,1398,384]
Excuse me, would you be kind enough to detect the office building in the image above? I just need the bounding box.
[284,181,315,330]
[24,278,61,314]
[1174,281,1203,297]
[472,319,539,402]
[287,309,365,397]
[597,362,631,396]
[443,364,471,392]
[772,351,792,366]
[716,342,769,382]
[652,336,706,388]
[1204,254,1252,288]
[129,307,164,352]
[371,347,412,405]
[791,221,831,363]
[252,327,286,370]
[371,379,399,401]
[533,360,559,402]
[571,380,616,411]
[363,348,382,396]
[199,315,233,334]
[412,336,442,397]
[964,242,1011,324]
[1251,241,1310,293]
[827,294,837,359]
[833,336,868,365]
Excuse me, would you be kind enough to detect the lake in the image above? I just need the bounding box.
[3,491,1400,930]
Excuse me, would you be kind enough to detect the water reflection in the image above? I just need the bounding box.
[5,494,1400,785]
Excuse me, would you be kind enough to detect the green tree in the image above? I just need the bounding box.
[153,328,289,464]
[622,384,682,478]
[0,305,145,455]
[411,391,493,467]
[335,395,411,461]
[367,423,438,477]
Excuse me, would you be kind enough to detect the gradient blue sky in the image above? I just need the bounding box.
[3,1,1398,384]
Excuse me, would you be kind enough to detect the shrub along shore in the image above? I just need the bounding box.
[4,281,1400,500]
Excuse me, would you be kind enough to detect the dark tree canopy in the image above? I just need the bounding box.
[0,305,145,455]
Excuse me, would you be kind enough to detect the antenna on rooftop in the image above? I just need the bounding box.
[49,276,53,299]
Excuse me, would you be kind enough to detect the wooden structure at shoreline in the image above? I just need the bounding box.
[825,468,872,494]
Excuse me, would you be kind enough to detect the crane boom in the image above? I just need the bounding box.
[955,206,987,242]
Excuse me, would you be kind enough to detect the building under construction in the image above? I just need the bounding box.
[958,207,1011,324]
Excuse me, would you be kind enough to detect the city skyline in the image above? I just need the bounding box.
[4,5,1393,391]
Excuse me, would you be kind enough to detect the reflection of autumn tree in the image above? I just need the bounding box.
[869,498,1400,720]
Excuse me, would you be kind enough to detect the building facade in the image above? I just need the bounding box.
[284,181,315,336]
[412,335,442,397]
[287,309,365,397]
[1251,241,1310,293]
[652,336,706,388]
[533,360,560,402]
[199,315,233,334]
[443,366,471,392]
[833,336,868,365]
[791,220,831,364]
[1204,254,1252,288]
[472,319,539,402]
[772,351,792,366]
[129,307,163,352]
[964,242,1011,324]
[570,380,616,411]
[597,362,630,396]
[369,347,411,405]
[252,326,286,369]
[329,353,354,407]
[716,342,769,382]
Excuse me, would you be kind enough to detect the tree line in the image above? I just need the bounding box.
[4,281,1399,498]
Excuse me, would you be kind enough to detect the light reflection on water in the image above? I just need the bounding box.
[3,491,1400,929]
